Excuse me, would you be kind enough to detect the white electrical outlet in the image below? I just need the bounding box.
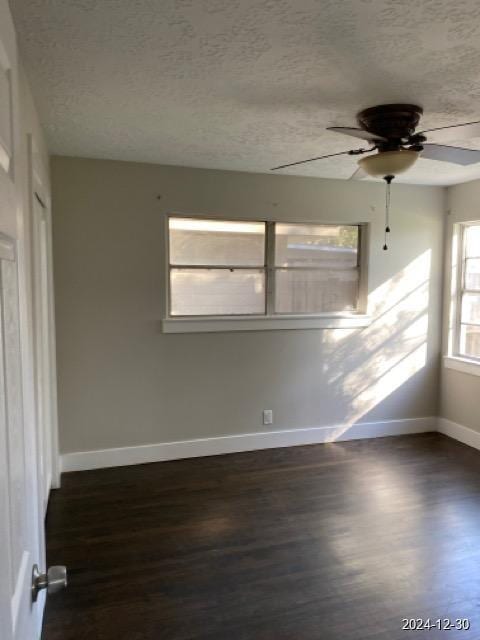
[263,409,273,425]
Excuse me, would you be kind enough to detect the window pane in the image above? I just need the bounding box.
[459,324,480,359]
[275,268,358,314]
[170,268,265,316]
[465,225,480,258]
[465,258,480,290]
[461,293,480,324]
[169,218,265,266]
[275,224,358,268]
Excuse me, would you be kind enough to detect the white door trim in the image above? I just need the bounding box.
[28,134,60,495]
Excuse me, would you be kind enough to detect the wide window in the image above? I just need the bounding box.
[167,216,364,318]
[455,223,480,360]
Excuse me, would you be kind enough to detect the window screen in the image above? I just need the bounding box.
[274,224,359,314]
[169,218,266,316]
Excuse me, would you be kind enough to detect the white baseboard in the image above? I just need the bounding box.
[437,417,480,451]
[61,416,436,473]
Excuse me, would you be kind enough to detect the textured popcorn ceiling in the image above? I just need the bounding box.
[10,0,480,185]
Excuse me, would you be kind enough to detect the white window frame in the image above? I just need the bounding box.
[445,221,480,376]
[162,213,371,333]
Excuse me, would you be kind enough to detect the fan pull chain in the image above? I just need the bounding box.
[383,174,394,250]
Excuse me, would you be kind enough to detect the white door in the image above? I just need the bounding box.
[0,2,49,638]
[0,237,40,640]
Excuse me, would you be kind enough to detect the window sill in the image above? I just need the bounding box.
[162,314,372,334]
[444,356,480,377]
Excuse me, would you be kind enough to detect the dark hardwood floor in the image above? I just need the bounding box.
[43,433,480,639]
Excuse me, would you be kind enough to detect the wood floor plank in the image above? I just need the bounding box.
[42,434,480,639]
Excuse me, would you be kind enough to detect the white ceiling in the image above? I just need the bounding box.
[10,0,480,185]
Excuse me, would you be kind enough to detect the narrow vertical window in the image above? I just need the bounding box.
[457,223,480,360]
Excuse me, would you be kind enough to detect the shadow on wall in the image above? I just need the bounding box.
[155,248,436,444]
[321,250,432,439]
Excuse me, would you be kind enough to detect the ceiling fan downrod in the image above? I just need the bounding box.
[383,174,394,251]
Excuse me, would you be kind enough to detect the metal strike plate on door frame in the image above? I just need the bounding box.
[32,564,67,602]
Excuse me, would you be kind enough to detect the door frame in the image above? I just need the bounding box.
[28,133,60,503]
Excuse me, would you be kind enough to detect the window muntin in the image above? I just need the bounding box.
[457,223,480,360]
[168,216,362,318]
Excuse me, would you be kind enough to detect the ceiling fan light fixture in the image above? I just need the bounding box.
[358,149,419,177]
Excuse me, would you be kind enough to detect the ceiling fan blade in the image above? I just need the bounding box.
[421,144,480,166]
[327,126,388,142]
[270,149,362,171]
[420,120,480,143]
[349,166,368,180]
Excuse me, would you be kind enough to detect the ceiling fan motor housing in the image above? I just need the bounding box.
[357,104,423,144]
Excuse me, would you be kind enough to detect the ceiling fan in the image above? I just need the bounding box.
[271,104,480,250]
[270,103,480,177]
